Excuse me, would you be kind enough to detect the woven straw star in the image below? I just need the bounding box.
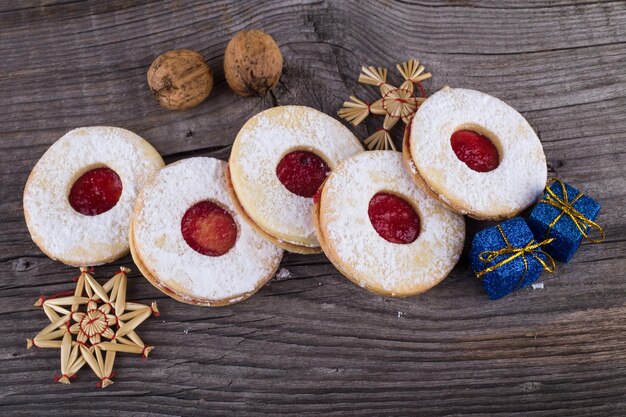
[338,59,431,150]
[26,267,158,388]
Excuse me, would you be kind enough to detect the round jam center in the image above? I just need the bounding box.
[181,201,237,257]
[68,167,123,216]
[450,130,500,172]
[368,192,420,244]
[276,151,330,198]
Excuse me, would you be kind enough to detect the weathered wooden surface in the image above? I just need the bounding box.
[1,0,625,415]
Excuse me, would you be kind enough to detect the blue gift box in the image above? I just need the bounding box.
[528,179,602,263]
[470,218,554,300]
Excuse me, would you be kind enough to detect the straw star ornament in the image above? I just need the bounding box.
[338,59,432,150]
[27,267,158,388]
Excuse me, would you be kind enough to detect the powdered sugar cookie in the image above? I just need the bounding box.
[228,106,363,254]
[23,126,164,266]
[313,151,465,297]
[401,124,457,213]
[130,157,283,306]
[407,87,547,220]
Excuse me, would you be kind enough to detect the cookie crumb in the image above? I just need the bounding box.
[275,268,292,280]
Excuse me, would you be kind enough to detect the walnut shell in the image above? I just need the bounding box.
[147,49,213,110]
[224,30,283,97]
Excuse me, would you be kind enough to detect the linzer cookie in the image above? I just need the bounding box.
[405,87,547,220]
[130,157,283,306]
[23,126,164,266]
[228,105,363,254]
[313,151,465,297]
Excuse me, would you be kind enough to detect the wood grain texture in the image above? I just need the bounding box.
[1,0,626,415]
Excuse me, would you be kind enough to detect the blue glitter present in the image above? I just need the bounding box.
[528,179,603,263]
[470,218,555,300]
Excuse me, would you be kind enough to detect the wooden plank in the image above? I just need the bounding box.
[1,0,625,415]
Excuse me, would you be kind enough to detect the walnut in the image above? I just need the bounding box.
[224,30,283,96]
[147,49,213,110]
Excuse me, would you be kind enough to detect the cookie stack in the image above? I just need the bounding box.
[315,87,547,297]
[24,87,551,305]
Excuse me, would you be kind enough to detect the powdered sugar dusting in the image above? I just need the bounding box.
[320,151,465,294]
[230,106,363,247]
[23,126,164,266]
[410,88,547,218]
[132,157,283,302]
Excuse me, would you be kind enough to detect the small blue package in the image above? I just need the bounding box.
[470,218,555,300]
[528,179,603,263]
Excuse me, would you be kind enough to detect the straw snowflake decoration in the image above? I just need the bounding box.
[338,59,432,150]
[27,267,158,388]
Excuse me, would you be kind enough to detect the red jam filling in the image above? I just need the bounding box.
[276,151,330,198]
[313,186,323,204]
[68,167,123,216]
[181,201,237,257]
[450,130,499,172]
[368,192,420,244]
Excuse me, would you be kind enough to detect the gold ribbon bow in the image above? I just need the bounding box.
[476,225,556,289]
[539,178,605,243]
